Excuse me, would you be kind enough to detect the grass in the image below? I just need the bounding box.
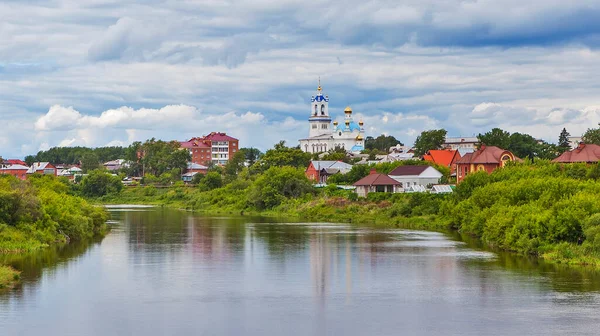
[0,265,20,289]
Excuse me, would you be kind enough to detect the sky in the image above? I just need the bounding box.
[3,0,600,158]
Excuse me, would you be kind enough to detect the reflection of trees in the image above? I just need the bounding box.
[454,231,600,293]
[0,237,103,299]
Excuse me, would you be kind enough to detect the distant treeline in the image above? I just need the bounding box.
[25,146,126,165]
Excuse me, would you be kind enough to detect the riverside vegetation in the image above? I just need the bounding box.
[0,174,108,288]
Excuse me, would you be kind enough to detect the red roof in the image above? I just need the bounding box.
[455,145,517,164]
[353,173,401,186]
[4,159,26,166]
[389,165,429,176]
[203,132,238,141]
[180,138,210,149]
[553,143,600,163]
[423,150,460,167]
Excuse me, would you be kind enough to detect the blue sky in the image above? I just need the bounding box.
[3,0,600,158]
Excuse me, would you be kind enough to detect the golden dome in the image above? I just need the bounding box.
[345,120,350,125]
[333,121,338,125]
[344,106,352,113]
[358,120,364,126]
[356,135,363,141]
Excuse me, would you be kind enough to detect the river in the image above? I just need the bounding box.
[2,206,600,335]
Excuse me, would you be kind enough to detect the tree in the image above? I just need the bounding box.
[124,139,190,177]
[80,152,100,173]
[477,128,511,149]
[583,124,600,145]
[254,141,311,171]
[247,166,313,209]
[224,151,246,178]
[365,134,403,152]
[80,170,123,197]
[320,146,348,162]
[558,128,571,153]
[413,129,447,157]
[507,132,538,160]
[239,147,262,165]
[199,172,223,191]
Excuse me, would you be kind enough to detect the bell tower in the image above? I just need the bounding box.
[308,78,332,138]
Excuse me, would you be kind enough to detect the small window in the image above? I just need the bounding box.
[339,132,342,136]
[321,104,325,115]
[312,124,317,129]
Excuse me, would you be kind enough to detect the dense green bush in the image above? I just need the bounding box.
[80,170,123,197]
[0,175,108,251]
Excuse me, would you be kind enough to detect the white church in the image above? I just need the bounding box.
[299,82,366,154]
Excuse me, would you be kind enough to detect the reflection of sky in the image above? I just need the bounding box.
[2,208,600,335]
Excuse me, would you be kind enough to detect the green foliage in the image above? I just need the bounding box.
[239,147,263,165]
[80,170,123,197]
[253,141,311,172]
[124,139,190,177]
[365,134,403,151]
[224,151,246,179]
[558,128,571,153]
[583,124,600,145]
[320,146,349,162]
[413,129,447,157]
[80,152,101,173]
[0,175,107,252]
[248,166,314,209]
[444,162,600,255]
[199,172,223,191]
[477,127,559,160]
[27,146,125,165]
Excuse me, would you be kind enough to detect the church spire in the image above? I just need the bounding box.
[317,76,322,92]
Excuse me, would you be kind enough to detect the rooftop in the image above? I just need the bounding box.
[423,149,460,167]
[353,172,401,186]
[389,165,430,176]
[553,143,600,163]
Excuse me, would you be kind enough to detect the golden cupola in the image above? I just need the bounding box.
[358,120,364,126]
[344,106,352,114]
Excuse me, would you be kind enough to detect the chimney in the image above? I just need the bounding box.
[578,142,585,151]
[369,168,377,175]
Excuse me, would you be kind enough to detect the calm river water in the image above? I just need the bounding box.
[2,206,600,335]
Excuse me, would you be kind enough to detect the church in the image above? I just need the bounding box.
[298,82,366,154]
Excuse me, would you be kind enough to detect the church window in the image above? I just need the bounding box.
[314,105,318,115]
[339,132,342,136]
[320,104,325,115]
[312,124,317,129]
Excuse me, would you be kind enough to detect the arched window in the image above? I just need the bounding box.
[304,144,308,152]
[321,104,325,115]
[314,105,318,115]
[339,132,342,136]
[477,165,485,172]
[501,154,512,167]
[324,144,327,151]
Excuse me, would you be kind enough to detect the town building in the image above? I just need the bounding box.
[422,149,461,175]
[444,137,478,152]
[0,164,29,180]
[299,82,366,154]
[180,132,239,166]
[103,159,128,172]
[388,165,443,190]
[26,162,57,176]
[187,162,209,174]
[455,145,518,183]
[305,160,353,183]
[57,166,83,180]
[3,159,27,166]
[553,143,600,163]
[353,170,402,197]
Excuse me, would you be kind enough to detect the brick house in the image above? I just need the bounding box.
[422,149,461,175]
[455,145,518,183]
[305,160,353,183]
[552,143,600,163]
[0,164,29,180]
[26,162,57,176]
[180,132,239,166]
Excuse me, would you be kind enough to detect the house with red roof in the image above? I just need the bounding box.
[305,160,353,183]
[422,149,461,175]
[26,162,57,176]
[552,143,600,163]
[455,145,518,183]
[4,159,27,166]
[180,132,239,166]
[0,164,29,180]
[353,169,402,197]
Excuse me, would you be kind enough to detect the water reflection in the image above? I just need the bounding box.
[1,208,600,335]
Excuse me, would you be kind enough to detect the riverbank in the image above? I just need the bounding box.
[0,175,109,288]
